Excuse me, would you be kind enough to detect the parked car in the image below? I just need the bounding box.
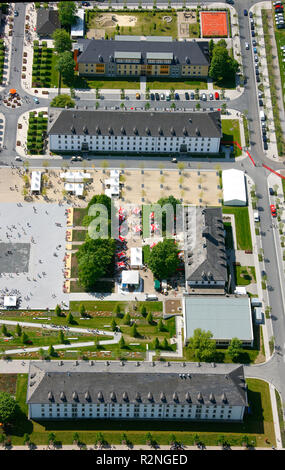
[160,93,165,100]
[82,1,90,5]
[256,75,260,82]
[251,23,255,30]
[251,31,256,37]
[226,0,234,4]
[245,42,249,50]
[175,93,180,100]
[277,23,285,28]
[150,93,154,100]
[252,39,257,46]
[263,141,268,150]
[185,92,189,100]
[244,9,248,16]
[269,187,275,196]
[273,1,283,6]
[254,55,259,62]
[215,91,220,100]
[135,92,140,100]
[155,93,160,100]
[253,47,257,53]
[33,97,39,104]
[166,93,171,101]
[190,92,195,99]
[15,156,22,161]
[249,11,254,18]
[201,93,207,101]
[262,128,267,135]
[259,99,263,106]
[255,68,260,75]
[14,10,19,17]
[263,135,267,142]
[258,91,263,98]
[209,93,214,100]
[275,7,284,13]
[270,204,277,217]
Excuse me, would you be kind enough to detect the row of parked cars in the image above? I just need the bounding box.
[147,92,220,101]
[273,1,285,28]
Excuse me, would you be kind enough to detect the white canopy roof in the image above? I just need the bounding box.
[64,182,84,196]
[110,169,120,178]
[222,169,247,206]
[130,247,142,267]
[122,270,140,285]
[31,171,42,192]
[60,171,91,183]
[4,296,17,307]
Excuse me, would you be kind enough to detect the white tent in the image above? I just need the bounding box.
[122,270,140,286]
[130,247,142,268]
[4,296,17,307]
[31,171,42,193]
[64,182,84,196]
[222,169,247,206]
[60,171,91,183]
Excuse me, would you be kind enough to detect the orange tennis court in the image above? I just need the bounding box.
[201,11,228,37]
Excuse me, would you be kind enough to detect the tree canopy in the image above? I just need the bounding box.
[0,392,17,424]
[55,51,75,86]
[209,42,239,85]
[52,29,72,53]
[58,1,77,27]
[76,238,115,291]
[148,239,179,280]
[50,94,75,108]
[227,337,243,361]
[188,328,216,362]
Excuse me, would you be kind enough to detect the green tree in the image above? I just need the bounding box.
[79,304,87,317]
[188,328,216,362]
[114,304,121,318]
[146,311,154,325]
[148,239,179,280]
[52,29,72,53]
[16,323,22,337]
[48,344,56,357]
[153,337,160,349]
[58,330,65,344]
[227,337,243,361]
[161,337,169,350]
[157,318,164,332]
[0,392,17,424]
[140,304,147,318]
[124,312,131,325]
[1,324,8,337]
[73,432,80,445]
[66,312,75,325]
[21,332,29,345]
[55,51,75,86]
[48,432,56,446]
[119,335,126,349]
[130,323,139,338]
[111,318,117,332]
[55,304,62,317]
[50,94,75,108]
[209,45,239,85]
[58,1,77,27]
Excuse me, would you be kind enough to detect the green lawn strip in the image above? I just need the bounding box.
[146,78,208,90]
[189,22,199,38]
[7,377,274,447]
[69,279,115,293]
[221,119,242,157]
[73,208,88,226]
[222,206,252,251]
[71,229,87,243]
[234,265,256,286]
[275,388,285,448]
[262,10,285,155]
[79,77,141,90]
[69,300,163,314]
[86,10,178,39]
[243,116,250,148]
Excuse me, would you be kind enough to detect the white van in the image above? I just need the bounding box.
[260,110,266,121]
[145,294,158,301]
[254,211,260,222]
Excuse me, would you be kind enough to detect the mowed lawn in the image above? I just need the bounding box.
[221,119,242,157]
[6,376,275,448]
[222,206,252,251]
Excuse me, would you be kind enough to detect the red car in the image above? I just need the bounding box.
[215,92,220,100]
[270,204,277,217]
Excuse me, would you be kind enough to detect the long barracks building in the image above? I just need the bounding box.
[74,36,210,78]
[27,361,248,421]
[48,109,222,155]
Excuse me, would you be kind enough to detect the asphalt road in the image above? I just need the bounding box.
[1,1,285,405]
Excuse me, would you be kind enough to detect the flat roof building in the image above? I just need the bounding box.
[222,169,247,206]
[183,295,254,347]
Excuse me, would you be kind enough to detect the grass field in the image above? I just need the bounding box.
[222,206,252,251]
[146,78,208,90]
[234,265,256,286]
[221,119,242,157]
[4,376,275,448]
[86,11,178,39]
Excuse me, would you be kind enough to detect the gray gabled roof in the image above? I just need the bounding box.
[26,361,247,406]
[48,109,222,139]
[76,38,210,66]
[185,207,227,283]
[36,8,60,36]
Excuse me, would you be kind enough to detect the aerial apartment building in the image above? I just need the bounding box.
[47,109,222,155]
[27,361,248,422]
[74,36,210,78]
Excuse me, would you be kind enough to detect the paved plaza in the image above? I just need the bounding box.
[0,203,68,309]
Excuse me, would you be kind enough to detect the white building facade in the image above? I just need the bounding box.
[48,110,222,155]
